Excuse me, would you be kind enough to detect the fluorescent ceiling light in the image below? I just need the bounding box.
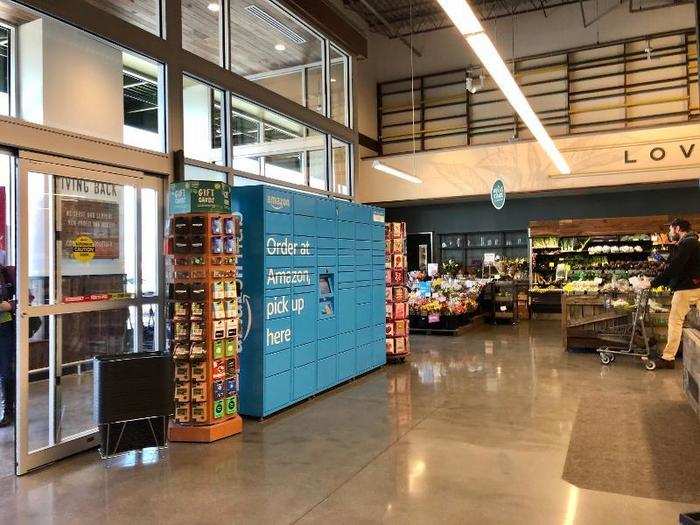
[467,33,570,174]
[435,0,483,35]
[207,2,220,12]
[274,43,286,51]
[372,160,422,184]
[436,1,571,175]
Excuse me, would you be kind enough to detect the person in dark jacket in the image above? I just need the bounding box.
[0,266,16,426]
[646,218,700,369]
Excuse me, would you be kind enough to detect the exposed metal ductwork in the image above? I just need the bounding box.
[344,0,693,38]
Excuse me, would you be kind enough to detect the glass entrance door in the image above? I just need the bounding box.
[15,152,163,474]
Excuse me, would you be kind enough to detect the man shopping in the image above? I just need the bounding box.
[646,218,700,369]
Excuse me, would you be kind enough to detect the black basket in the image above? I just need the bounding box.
[93,352,173,458]
[93,352,173,425]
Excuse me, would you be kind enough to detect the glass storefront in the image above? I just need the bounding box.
[0,1,164,151]
[16,155,164,474]
[0,0,356,475]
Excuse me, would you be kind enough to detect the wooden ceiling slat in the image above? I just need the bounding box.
[0,0,356,77]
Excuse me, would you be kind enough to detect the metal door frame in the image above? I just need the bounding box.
[15,151,164,474]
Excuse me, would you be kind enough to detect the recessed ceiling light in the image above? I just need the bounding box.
[275,43,286,51]
[330,78,337,82]
[207,2,220,12]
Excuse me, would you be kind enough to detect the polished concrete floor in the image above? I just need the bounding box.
[0,321,697,524]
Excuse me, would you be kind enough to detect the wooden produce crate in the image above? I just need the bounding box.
[562,293,635,351]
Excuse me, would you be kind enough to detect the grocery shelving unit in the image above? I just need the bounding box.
[438,230,528,272]
[528,214,700,349]
[490,280,518,324]
[386,222,410,362]
[527,215,691,318]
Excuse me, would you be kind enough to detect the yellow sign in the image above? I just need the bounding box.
[72,235,96,263]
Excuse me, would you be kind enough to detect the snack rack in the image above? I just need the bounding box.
[385,222,410,362]
[167,212,243,442]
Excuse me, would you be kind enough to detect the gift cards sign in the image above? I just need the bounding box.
[170,181,232,214]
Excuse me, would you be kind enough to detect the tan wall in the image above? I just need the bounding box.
[20,17,124,143]
[353,1,695,141]
[357,122,700,203]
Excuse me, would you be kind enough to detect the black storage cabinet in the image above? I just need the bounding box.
[94,352,174,457]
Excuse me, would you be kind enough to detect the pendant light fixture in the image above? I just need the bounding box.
[372,0,423,184]
[435,0,571,175]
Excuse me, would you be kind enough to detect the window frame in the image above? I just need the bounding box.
[0,0,357,198]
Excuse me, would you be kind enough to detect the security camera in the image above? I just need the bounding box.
[466,73,484,94]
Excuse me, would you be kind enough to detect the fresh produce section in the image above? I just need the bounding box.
[526,215,685,345]
[531,234,665,291]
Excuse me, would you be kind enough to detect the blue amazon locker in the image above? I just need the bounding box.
[234,185,386,418]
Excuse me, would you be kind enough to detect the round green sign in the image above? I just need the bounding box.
[491,179,506,210]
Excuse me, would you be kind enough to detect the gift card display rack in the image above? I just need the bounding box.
[385,222,410,362]
[167,213,243,442]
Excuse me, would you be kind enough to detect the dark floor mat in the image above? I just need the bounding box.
[562,393,700,504]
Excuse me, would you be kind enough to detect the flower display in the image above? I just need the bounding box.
[493,257,528,278]
[407,274,484,316]
[441,259,460,276]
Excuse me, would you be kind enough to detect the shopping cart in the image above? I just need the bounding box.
[596,289,659,370]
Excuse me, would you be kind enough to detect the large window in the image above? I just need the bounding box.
[183,76,225,165]
[0,1,165,151]
[0,0,355,194]
[329,45,349,127]
[332,138,351,196]
[230,0,324,115]
[231,95,326,187]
